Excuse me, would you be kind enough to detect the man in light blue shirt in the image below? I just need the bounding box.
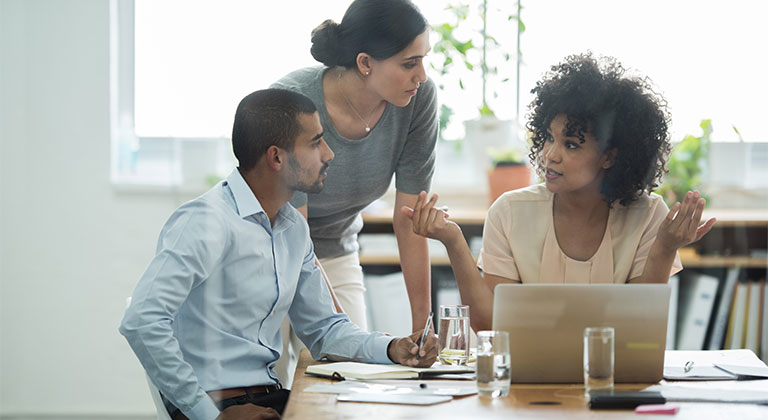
[120,89,438,420]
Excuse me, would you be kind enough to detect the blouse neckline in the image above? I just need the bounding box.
[314,67,392,144]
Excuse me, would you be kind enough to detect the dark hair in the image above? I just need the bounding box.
[232,89,317,172]
[310,0,428,68]
[526,52,672,207]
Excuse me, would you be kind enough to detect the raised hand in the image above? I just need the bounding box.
[656,190,716,252]
[400,191,461,245]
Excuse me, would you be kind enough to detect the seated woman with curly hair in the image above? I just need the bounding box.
[402,52,717,331]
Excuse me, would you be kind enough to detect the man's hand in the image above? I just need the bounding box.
[217,403,280,420]
[387,329,439,367]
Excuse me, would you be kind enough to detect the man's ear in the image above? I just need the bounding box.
[265,145,284,171]
[602,148,617,169]
[356,52,372,76]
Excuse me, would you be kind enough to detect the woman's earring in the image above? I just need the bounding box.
[365,71,370,76]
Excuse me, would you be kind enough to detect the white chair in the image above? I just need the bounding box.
[146,376,172,420]
[126,296,173,420]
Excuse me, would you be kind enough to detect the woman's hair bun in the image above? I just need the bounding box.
[310,19,341,67]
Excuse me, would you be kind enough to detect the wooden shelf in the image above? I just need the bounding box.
[360,255,449,266]
[363,207,488,225]
[361,205,767,270]
[360,253,767,268]
[681,255,768,268]
[363,207,768,227]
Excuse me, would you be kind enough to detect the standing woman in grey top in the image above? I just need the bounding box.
[272,0,437,333]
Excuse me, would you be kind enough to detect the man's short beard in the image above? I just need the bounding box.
[296,179,323,194]
[287,154,324,193]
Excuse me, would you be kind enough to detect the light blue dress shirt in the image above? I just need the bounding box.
[120,169,394,420]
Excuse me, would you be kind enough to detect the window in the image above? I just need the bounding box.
[521,0,767,144]
[112,0,768,190]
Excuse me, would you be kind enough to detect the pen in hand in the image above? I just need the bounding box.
[416,311,433,360]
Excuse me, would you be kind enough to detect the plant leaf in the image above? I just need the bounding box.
[479,103,494,116]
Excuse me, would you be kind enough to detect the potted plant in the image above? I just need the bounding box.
[658,120,712,207]
[487,147,531,204]
[431,1,525,180]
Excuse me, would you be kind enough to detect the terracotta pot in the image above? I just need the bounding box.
[487,163,531,204]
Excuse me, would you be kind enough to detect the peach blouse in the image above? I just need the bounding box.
[477,184,682,283]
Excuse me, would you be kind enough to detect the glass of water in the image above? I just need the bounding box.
[584,327,614,397]
[438,305,470,365]
[476,330,511,398]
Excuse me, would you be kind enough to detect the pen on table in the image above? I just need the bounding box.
[416,311,433,360]
[684,360,694,373]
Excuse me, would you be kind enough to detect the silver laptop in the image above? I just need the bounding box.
[492,284,670,383]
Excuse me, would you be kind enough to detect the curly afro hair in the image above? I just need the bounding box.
[526,52,672,206]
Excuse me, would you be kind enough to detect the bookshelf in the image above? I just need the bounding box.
[359,208,768,269]
[359,205,766,355]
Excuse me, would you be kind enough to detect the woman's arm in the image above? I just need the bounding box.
[296,204,344,314]
[402,192,517,332]
[630,191,716,283]
[393,191,432,332]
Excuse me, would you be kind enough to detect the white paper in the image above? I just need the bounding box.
[304,379,477,397]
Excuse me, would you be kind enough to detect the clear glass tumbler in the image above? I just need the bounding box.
[476,330,511,398]
[583,327,614,397]
[437,305,470,365]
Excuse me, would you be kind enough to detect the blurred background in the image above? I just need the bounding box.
[1,0,766,418]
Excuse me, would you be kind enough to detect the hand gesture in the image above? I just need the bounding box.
[400,191,461,245]
[656,190,716,252]
[217,403,280,420]
[387,328,439,368]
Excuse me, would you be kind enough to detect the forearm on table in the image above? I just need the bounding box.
[393,215,432,331]
[442,235,494,332]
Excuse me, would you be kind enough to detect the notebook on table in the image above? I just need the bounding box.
[493,283,670,383]
[305,361,474,380]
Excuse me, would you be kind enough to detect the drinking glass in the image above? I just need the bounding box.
[584,327,614,397]
[438,305,470,365]
[476,330,511,398]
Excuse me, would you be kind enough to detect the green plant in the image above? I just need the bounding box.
[430,1,524,140]
[488,146,525,166]
[206,174,225,187]
[658,120,712,207]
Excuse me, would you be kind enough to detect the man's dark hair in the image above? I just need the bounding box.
[232,89,317,171]
[526,52,672,206]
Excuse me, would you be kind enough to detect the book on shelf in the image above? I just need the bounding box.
[676,273,719,350]
[745,280,763,354]
[305,361,474,380]
[706,267,741,350]
[761,279,768,363]
[725,282,749,349]
[666,275,679,350]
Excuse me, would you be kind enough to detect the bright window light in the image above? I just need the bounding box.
[119,0,767,187]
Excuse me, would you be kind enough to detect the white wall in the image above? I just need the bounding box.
[0,0,186,416]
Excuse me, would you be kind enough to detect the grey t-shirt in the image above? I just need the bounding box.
[271,66,438,259]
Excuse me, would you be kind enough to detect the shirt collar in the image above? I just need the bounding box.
[226,168,264,219]
[225,168,300,227]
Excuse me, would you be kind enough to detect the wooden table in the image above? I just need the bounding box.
[283,350,768,419]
